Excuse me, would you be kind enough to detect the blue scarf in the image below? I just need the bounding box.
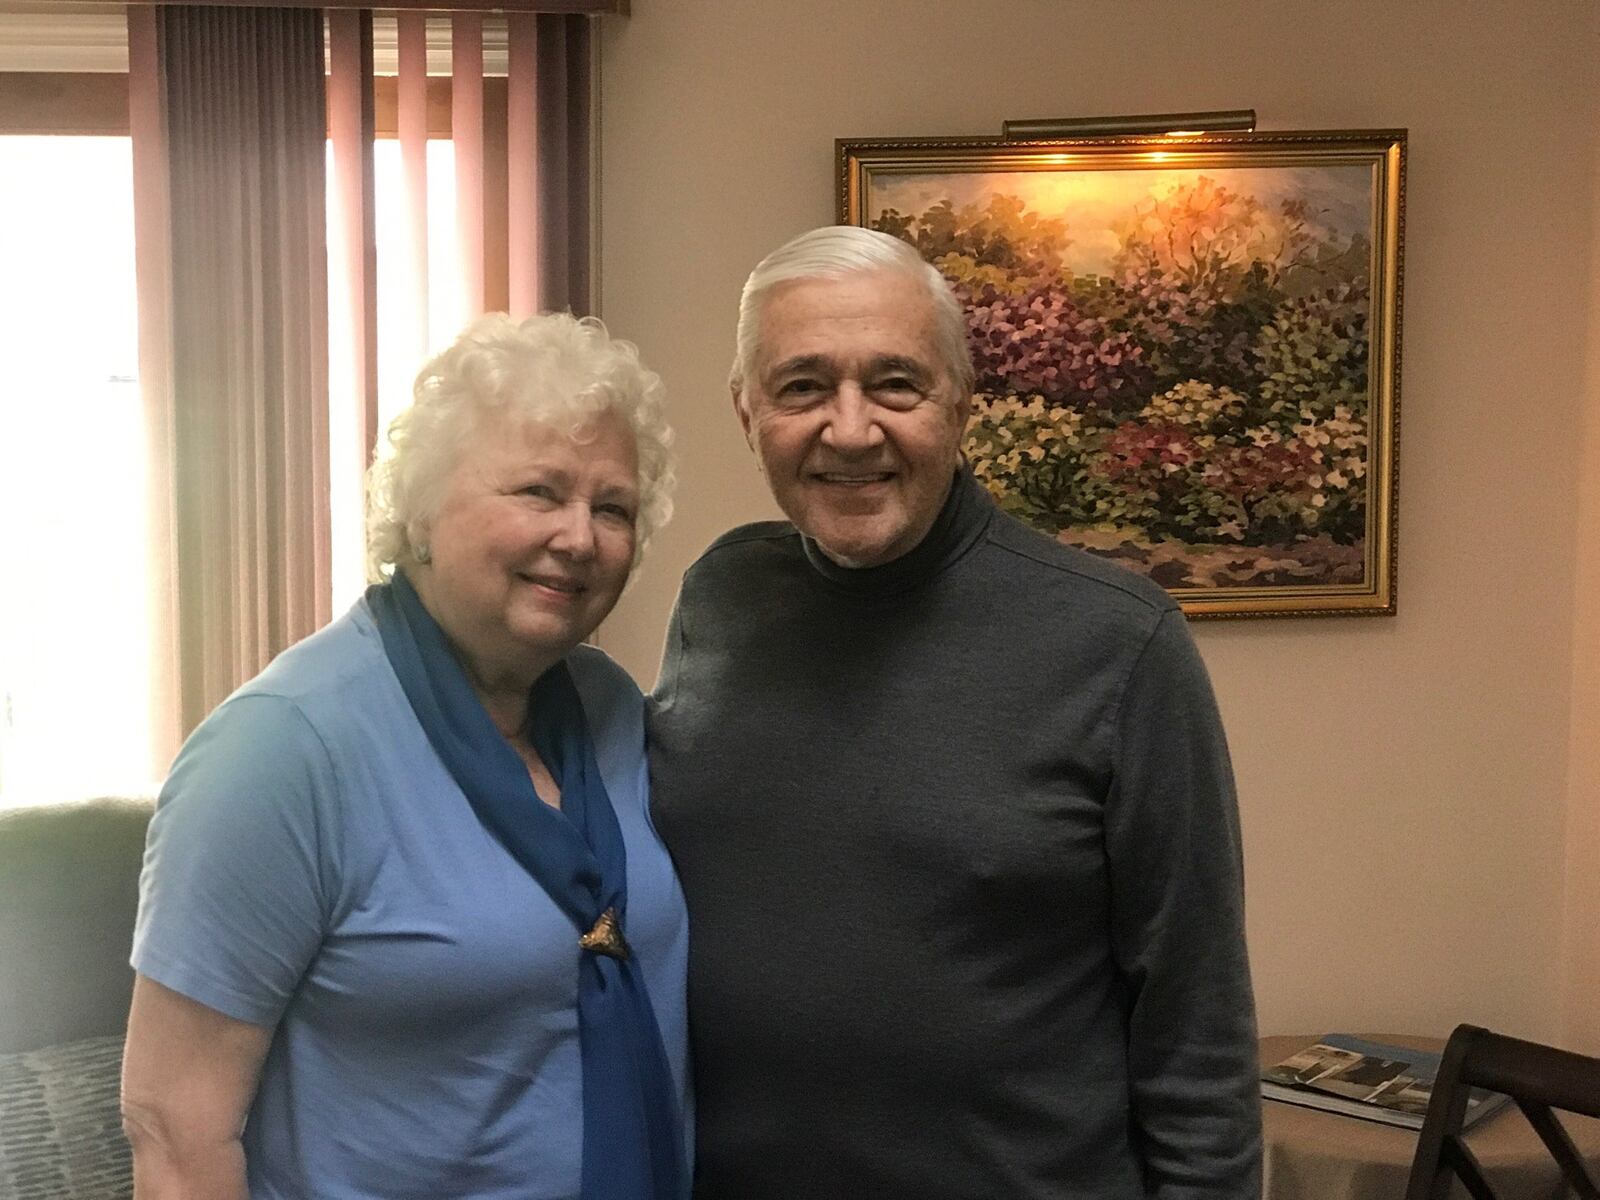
[368,573,687,1200]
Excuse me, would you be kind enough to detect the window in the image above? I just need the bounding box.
[331,137,467,613]
[0,135,154,805]
[0,16,558,803]
[0,119,482,806]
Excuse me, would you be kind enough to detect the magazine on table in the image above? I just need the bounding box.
[1260,1034,1511,1131]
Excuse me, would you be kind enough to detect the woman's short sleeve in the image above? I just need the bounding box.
[132,693,340,1028]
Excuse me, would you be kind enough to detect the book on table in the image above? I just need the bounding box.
[1260,1034,1512,1131]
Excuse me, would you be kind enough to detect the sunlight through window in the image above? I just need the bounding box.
[0,135,475,803]
[0,136,154,807]
[330,138,463,612]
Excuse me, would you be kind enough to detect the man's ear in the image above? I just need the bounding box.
[950,391,973,457]
[732,383,756,450]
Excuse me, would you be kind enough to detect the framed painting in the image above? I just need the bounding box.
[839,130,1405,617]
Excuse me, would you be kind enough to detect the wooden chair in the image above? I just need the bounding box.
[1405,1023,1600,1200]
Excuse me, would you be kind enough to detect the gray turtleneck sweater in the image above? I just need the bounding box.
[649,468,1261,1199]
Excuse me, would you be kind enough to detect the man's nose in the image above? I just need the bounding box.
[819,385,884,452]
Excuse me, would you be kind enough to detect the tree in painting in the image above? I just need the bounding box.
[873,170,1373,590]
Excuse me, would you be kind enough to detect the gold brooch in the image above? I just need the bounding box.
[579,907,630,961]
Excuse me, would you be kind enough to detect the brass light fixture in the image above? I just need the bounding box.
[1002,109,1257,140]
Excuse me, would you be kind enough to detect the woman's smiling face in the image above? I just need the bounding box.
[411,407,639,685]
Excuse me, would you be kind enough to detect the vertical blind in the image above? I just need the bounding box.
[128,3,599,763]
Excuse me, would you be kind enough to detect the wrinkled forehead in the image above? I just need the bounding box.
[753,270,945,372]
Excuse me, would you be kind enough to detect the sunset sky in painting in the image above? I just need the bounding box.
[869,163,1374,275]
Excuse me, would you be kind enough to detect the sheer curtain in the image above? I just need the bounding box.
[129,5,331,749]
[127,2,605,765]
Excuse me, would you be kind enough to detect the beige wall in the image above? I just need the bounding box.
[1565,92,1600,1055]
[595,0,1600,1046]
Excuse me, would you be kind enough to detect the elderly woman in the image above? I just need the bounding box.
[121,313,689,1200]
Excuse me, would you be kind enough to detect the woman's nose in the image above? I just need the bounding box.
[548,500,597,558]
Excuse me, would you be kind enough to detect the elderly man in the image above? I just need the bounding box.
[650,226,1261,1198]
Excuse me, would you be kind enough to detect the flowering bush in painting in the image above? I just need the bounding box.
[875,178,1374,587]
[960,281,1154,410]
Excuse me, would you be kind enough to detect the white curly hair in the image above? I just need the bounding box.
[365,311,675,582]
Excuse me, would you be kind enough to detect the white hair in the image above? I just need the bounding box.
[729,225,976,402]
[365,311,674,582]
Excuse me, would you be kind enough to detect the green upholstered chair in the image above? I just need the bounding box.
[0,797,153,1200]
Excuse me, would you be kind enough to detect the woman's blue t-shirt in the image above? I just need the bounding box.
[132,600,691,1199]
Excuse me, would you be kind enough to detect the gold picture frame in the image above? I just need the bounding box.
[839,130,1405,618]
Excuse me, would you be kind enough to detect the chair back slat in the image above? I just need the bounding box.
[1406,1024,1600,1200]
[1439,1137,1500,1200]
[1516,1100,1600,1200]
[1466,1036,1600,1119]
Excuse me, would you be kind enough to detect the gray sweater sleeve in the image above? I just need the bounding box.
[1106,609,1263,1197]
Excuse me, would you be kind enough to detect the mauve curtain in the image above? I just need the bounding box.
[130,5,332,754]
[396,12,429,350]
[506,12,591,316]
[451,13,487,316]
[326,7,377,603]
[128,6,597,764]
[441,12,591,320]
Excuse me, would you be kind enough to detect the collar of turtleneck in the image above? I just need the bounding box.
[798,462,994,598]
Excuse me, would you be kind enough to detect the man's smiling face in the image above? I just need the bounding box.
[735,269,969,569]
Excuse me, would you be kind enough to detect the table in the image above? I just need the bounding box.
[1260,1034,1600,1200]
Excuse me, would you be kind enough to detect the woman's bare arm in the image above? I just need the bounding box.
[121,974,274,1200]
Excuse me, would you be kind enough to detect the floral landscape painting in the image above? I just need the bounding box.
[842,134,1405,615]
